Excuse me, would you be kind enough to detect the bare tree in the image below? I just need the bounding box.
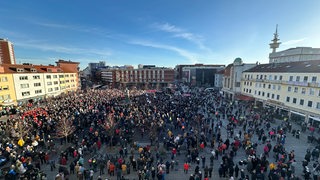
[13,118,32,141]
[54,117,76,144]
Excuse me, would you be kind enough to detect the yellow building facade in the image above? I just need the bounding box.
[0,73,17,106]
[0,60,79,105]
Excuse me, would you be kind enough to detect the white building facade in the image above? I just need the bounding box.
[222,58,256,101]
[269,47,320,64]
[13,72,78,102]
[241,60,320,124]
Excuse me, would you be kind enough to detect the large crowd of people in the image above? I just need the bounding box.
[0,84,319,180]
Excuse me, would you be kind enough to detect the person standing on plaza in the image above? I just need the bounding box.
[116,167,122,180]
[204,166,209,177]
[201,155,206,168]
[208,165,213,178]
[166,160,171,174]
[121,163,127,175]
[69,161,75,175]
[184,162,190,174]
[98,161,105,175]
[234,164,239,178]
[109,162,115,176]
[189,174,195,180]
[89,169,94,180]
[151,166,156,180]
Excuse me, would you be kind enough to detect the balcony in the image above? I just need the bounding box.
[284,81,309,87]
[309,82,320,88]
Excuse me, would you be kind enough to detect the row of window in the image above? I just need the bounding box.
[244,74,283,81]
[0,77,8,82]
[33,75,41,79]
[243,82,320,97]
[19,76,28,80]
[47,81,60,85]
[286,97,320,109]
[0,85,9,91]
[21,91,30,96]
[243,88,281,100]
[21,90,43,96]
[46,75,59,79]
[244,74,318,83]
[287,86,320,96]
[289,75,317,83]
[46,74,74,79]
[14,81,76,90]
[48,87,60,92]
[0,94,10,101]
[120,78,165,82]
[16,68,37,73]
[19,74,75,80]
[121,71,164,75]
[243,87,320,110]
[244,82,282,90]
[21,85,75,95]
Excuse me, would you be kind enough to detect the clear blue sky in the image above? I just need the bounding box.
[1,0,320,70]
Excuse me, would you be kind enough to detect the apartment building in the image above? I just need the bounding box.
[0,73,16,106]
[43,73,61,97]
[0,38,16,65]
[64,73,77,90]
[56,59,80,89]
[241,60,320,124]
[0,62,79,105]
[13,73,46,102]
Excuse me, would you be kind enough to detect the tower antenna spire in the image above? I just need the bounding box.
[269,24,281,53]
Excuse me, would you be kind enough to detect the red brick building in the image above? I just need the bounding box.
[100,66,174,89]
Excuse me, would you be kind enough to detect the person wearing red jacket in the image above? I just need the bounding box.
[60,156,67,165]
[183,162,189,174]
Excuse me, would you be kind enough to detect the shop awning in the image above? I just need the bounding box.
[309,115,320,122]
[0,99,17,106]
[290,110,306,117]
[235,94,255,101]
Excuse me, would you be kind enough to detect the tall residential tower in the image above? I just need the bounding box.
[0,38,16,65]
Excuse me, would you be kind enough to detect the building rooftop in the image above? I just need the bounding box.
[269,47,320,58]
[244,60,320,73]
[0,63,71,73]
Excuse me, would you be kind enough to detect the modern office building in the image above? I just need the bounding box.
[179,65,225,88]
[241,60,320,125]
[0,38,16,65]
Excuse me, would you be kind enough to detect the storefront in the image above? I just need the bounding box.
[309,115,320,128]
[290,110,306,124]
